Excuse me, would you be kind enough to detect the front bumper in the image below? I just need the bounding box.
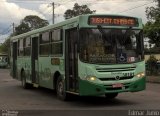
[79,77,146,96]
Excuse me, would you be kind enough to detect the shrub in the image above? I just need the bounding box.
[146,55,159,75]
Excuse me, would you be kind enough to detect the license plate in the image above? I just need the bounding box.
[112,83,123,88]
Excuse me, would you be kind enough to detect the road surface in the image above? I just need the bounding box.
[0,69,160,116]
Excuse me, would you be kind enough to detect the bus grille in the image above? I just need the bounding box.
[96,67,136,72]
[99,76,134,81]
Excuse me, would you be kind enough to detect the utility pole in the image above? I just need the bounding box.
[52,2,54,24]
[12,23,15,34]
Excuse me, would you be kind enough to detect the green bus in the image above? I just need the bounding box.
[0,53,8,68]
[10,14,145,100]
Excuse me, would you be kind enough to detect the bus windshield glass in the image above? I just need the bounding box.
[79,28,144,64]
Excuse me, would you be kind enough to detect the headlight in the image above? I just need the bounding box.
[84,76,102,84]
[136,72,145,78]
[86,76,97,81]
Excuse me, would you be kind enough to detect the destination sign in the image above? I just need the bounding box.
[88,16,139,27]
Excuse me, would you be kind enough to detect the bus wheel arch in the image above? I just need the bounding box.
[53,71,61,90]
[21,68,31,89]
[56,75,71,101]
[53,72,70,101]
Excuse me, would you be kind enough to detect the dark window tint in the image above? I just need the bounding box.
[39,44,50,55]
[24,47,31,56]
[51,43,63,55]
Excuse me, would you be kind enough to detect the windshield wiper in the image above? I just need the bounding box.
[122,27,133,45]
[97,25,112,44]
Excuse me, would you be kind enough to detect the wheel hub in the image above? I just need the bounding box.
[58,82,64,96]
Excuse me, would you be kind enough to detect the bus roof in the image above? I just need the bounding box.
[10,14,142,41]
[10,16,79,41]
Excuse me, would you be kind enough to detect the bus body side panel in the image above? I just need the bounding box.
[38,28,65,89]
[16,57,31,81]
[38,57,53,89]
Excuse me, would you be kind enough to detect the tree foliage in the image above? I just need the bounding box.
[0,15,49,53]
[144,0,160,47]
[146,55,159,75]
[15,15,49,35]
[64,3,96,19]
[0,38,10,54]
[15,22,30,35]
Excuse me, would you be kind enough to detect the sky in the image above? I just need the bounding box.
[0,0,157,43]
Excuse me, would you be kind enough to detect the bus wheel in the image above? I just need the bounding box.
[21,71,31,89]
[56,77,68,101]
[105,93,118,99]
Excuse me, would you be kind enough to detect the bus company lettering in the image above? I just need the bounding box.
[123,72,134,77]
[90,17,135,26]
[89,54,116,63]
[111,72,134,77]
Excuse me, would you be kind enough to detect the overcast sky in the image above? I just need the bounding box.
[0,0,156,43]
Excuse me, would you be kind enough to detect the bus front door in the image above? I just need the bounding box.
[65,28,78,92]
[12,42,18,79]
[31,37,38,84]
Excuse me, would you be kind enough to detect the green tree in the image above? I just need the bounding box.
[146,55,158,75]
[15,15,49,35]
[0,38,10,54]
[0,15,49,54]
[144,0,160,47]
[64,3,96,19]
[15,22,30,35]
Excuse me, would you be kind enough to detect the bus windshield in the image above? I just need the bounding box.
[79,28,144,64]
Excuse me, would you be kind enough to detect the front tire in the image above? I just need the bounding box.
[105,93,118,99]
[56,76,69,101]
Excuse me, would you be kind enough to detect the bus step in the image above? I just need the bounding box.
[33,83,39,88]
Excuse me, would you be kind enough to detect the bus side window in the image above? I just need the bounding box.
[51,29,63,56]
[39,32,50,56]
[18,39,24,56]
[24,37,31,56]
